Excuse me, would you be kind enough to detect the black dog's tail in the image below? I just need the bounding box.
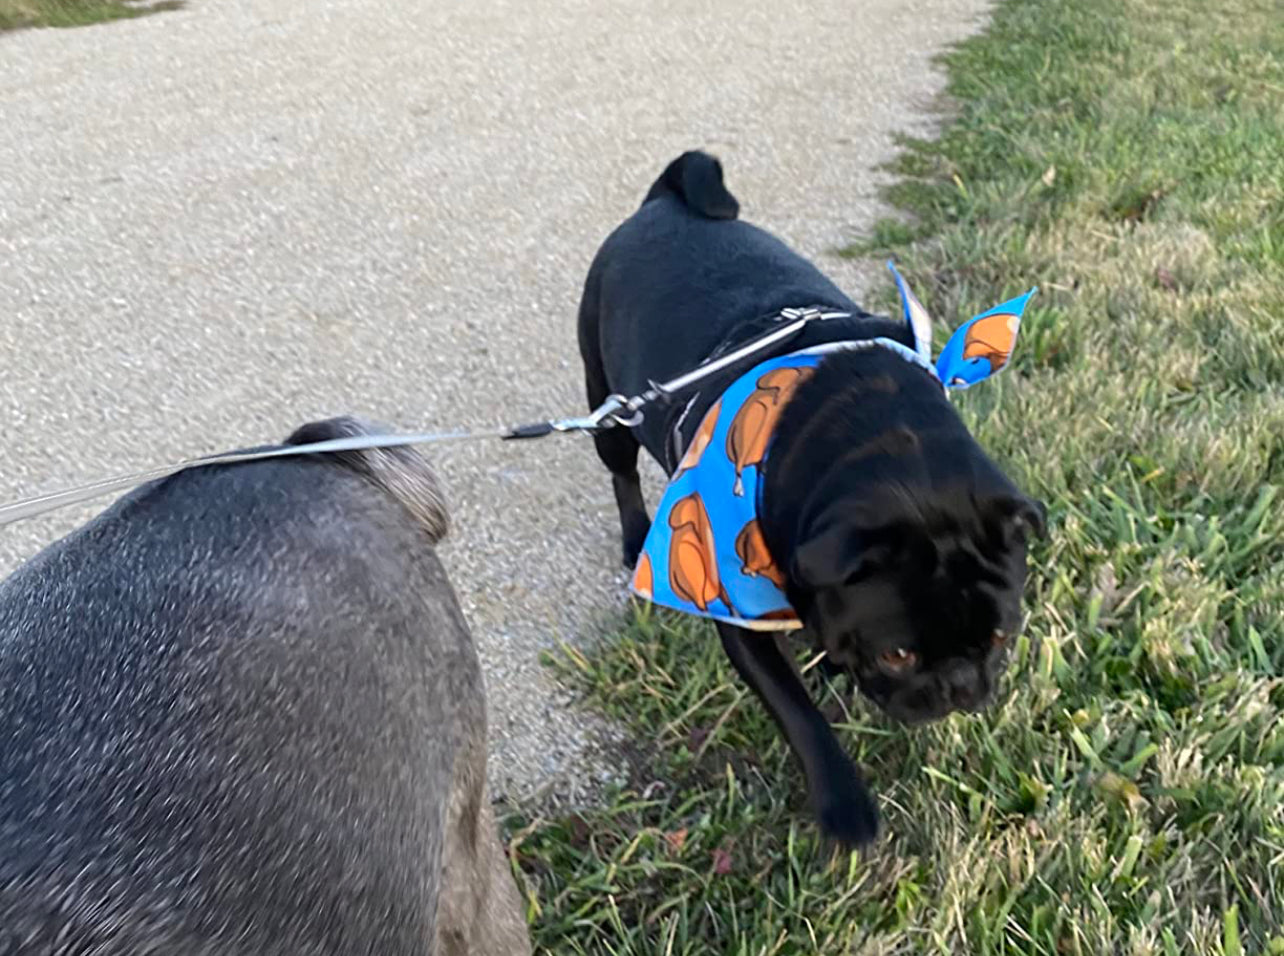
[643,151,740,220]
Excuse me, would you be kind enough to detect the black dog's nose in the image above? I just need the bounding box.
[940,661,987,711]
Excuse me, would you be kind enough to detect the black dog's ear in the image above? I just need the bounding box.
[791,522,891,589]
[1026,499,1049,539]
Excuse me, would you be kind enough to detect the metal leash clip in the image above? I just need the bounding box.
[505,392,642,440]
[554,393,645,433]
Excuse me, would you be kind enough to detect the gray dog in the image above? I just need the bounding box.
[0,418,530,956]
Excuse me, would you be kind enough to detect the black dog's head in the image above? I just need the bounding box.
[788,483,1042,724]
[764,350,1045,725]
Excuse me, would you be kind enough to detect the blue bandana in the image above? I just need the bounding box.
[629,264,1037,629]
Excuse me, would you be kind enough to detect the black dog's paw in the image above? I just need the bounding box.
[621,524,651,570]
[815,776,880,848]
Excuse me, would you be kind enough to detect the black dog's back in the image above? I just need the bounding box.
[579,151,878,456]
[0,420,524,954]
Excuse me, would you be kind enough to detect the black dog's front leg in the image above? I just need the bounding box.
[716,623,879,847]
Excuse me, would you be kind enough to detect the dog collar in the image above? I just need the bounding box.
[629,266,1037,630]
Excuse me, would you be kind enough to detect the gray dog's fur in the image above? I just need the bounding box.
[0,417,530,956]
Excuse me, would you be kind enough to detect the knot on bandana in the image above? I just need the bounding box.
[629,266,1037,630]
[889,261,1037,389]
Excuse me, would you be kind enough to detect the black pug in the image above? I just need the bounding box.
[0,418,530,955]
[577,151,1044,846]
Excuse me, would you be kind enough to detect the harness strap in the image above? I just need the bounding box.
[659,305,855,470]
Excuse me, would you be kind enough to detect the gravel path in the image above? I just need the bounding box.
[0,0,989,803]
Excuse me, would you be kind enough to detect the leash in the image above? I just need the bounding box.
[503,306,850,440]
[0,307,845,530]
[0,430,505,529]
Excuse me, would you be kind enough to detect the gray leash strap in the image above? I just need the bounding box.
[0,429,502,529]
[1,306,847,530]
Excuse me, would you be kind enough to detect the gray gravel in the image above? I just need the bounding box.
[0,0,990,804]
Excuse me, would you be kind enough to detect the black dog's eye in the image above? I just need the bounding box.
[991,629,1008,648]
[879,648,919,673]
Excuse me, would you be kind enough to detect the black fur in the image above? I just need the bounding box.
[577,152,1043,847]
[643,151,740,220]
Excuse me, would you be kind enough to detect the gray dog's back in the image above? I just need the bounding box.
[0,419,528,955]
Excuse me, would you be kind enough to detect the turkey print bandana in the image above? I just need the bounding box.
[629,263,1037,630]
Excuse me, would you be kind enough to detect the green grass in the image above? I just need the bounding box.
[0,0,179,32]
[510,0,1284,952]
